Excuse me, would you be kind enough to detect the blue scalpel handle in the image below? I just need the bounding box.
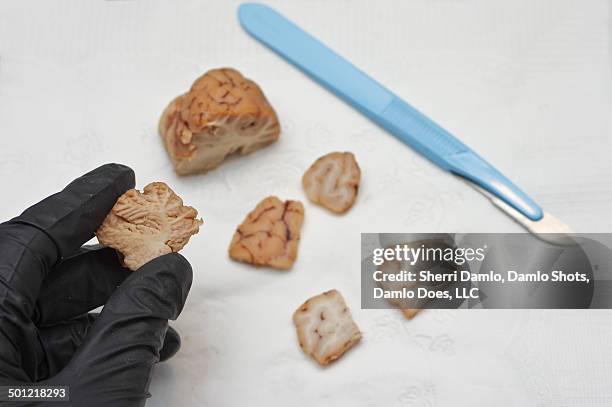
[238,3,543,221]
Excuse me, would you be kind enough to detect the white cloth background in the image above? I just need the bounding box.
[1,1,611,406]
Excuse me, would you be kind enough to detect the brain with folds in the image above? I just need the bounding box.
[159,68,280,175]
[293,289,362,366]
[228,196,304,270]
[96,182,203,271]
[302,151,361,213]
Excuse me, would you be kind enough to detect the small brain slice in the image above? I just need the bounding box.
[293,290,362,366]
[96,182,203,271]
[376,256,421,319]
[159,68,280,175]
[228,196,304,270]
[377,240,457,319]
[302,151,361,213]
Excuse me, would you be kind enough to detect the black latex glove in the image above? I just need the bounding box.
[0,164,193,406]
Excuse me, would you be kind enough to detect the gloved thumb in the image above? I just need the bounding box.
[49,253,192,405]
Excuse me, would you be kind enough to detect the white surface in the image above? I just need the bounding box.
[1,0,612,406]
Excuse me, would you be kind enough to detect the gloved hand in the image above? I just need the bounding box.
[0,163,193,406]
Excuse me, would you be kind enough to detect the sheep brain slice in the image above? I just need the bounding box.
[228,196,304,270]
[377,240,457,319]
[293,290,362,366]
[96,182,203,271]
[376,255,422,319]
[159,68,280,175]
[302,151,361,213]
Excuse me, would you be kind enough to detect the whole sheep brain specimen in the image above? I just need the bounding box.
[96,182,203,271]
[228,196,304,270]
[159,68,280,175]
[302,151,361,213]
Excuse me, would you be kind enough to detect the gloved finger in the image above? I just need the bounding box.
[37,313,97,380]
[38,314,182,380]
[0,164,134,376]
[34,245,131,326]
[8,163,135,264]
[52,254,192,404]
[159,326,182,362]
